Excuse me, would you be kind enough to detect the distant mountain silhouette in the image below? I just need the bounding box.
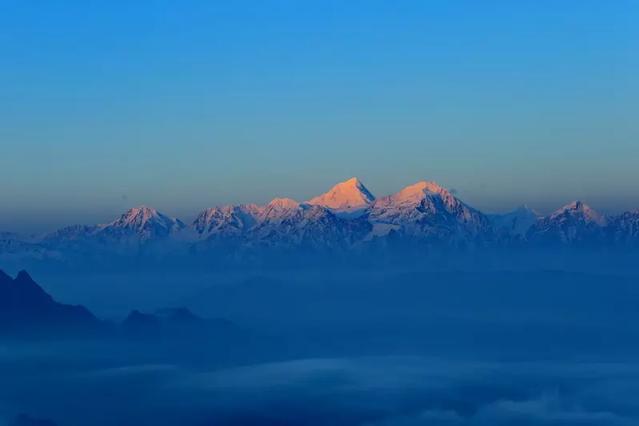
[0,270,100,335]
[0,270,245,348]
[121,306,236,340]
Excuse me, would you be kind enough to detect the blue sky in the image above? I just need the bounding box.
[1,1,637,232]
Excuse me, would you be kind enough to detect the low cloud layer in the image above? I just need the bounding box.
[4,353,639,426]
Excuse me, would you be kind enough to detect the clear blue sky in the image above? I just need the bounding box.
[1,1,637,232]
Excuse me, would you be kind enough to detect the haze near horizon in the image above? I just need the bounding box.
[1,1,638,232]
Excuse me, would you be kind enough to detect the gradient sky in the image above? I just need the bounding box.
[1,0,638,232]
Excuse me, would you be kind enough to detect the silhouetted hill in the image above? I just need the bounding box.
[0,269,244,341]
[121,306,236,340]
[0,269,100,335]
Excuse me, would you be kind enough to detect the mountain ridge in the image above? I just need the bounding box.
[3,178,639,261]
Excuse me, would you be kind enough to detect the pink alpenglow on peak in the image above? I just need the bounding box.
[265,198,300,210]
[308,177,375,212]
[115,206,160,225]
[90,205,187,242]
[389,181,449,204]
[108,206,185,232]
[258,198,301,221]
[192,204,261,236]
[368,180,490,240]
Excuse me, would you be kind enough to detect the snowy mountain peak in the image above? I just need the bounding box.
[391,181,449,205]
[118,206,160,225]
[192,204,260,236]
[367,180,491,242]
[12,178,639,257]
[308,177,375,212]
[257,198,301,221]
[105,205,185,237]
[266,198,300,210]
[527,200,608,244]
[551,201,606,225]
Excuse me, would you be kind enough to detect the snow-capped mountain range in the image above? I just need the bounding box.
[2,177,639,263]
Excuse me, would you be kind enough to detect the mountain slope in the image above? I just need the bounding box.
[250,203,371,249]
[0,233,50,261]
[608,210,639,247]
[527,201,607,245]
[490,205,541,236]
[192,204,261,240]
[367,181,493,245]
[308,177,375,214]
[0,270,99,333]
[42,207,185,252]
[99,206,185,241]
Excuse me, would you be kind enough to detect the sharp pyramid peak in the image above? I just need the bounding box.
[106,205,184,231]
[308,177,375,211]
[338,177,374,195]
[340,177,368,189]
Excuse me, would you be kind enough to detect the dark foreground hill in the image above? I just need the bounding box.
[0,270,240,341]
[0,269,100,335]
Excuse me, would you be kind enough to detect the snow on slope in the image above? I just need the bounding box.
[42,206,185,248]
[7,180,639,261]
[99,206,186,241]
[489,205,541,236]
[607,210,639,246]
[308,177,375,214]
[367,181,492,242]
[527,201,607,244]
[192,204,261,239]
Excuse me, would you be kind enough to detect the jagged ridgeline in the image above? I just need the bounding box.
[0,269,99,335]
[0,269,242,342]
[2,178,639,268]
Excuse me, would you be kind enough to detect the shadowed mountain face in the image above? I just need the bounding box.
[527,201,609,246]
[0,270,99,334]
[0,270,244,345]
[609,210,639,247]
[489,205,541,236]
[120,307,239,344]
[121,307,208,334]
